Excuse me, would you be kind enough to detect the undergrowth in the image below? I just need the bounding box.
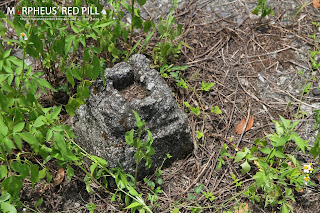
[0,0,319,213]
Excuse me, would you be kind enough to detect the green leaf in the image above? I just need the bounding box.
[194,184,204,194]
[196,131,204,139]
[91,54,101,79]
[136,0,147,6]
[94,21,114,28]
[274,136,290,147]
[293,133,306,153]
[0,202,17,213]
[91,156,108,167]
[259,147,271,154]
[66,69,75,88]
[36,78,57,92]
[33,115,45,128]
[0,118,8,136]
[4,138,15,153]
[35,198,43,208]
[54,132,67,153]
[143,20,153,33]
[12,134,22,150]
[132,16,143,29]
[201,81,215,91]
[12,122,24,133]
[30,164,39,183]
[280,203,289,213]
[211,106,222,114]
[51,105,62,120]
[11,161,29,178]
[0,193,11,202]
[125,202,142,209]
[275,150,286,158]
[19,132,39,145]
[171,208,180,213]
[0,165,7,179]
[66,166,74,180]
[279,116,291,129]
[190,107,200,116]
[240,160,251,174]
[234,148,250,162]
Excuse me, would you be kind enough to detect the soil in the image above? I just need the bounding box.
[2,0,320,212]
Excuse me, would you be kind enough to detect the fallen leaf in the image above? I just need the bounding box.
[235,203,249,213]
[235,116,254,135]
[53,168,65,187]
[313,0,320,8]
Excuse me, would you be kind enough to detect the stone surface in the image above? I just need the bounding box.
[72,54,193,179]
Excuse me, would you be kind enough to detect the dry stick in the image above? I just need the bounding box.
[236,103,251,148]
[181,151,216,194]
[224,82,238,138]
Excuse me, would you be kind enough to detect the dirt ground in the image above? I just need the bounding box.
[2,0,320,212]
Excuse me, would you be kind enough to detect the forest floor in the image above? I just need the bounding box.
[3,0,320,212]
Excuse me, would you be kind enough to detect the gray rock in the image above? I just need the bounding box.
[72,54,193,179]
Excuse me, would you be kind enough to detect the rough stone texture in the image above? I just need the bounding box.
[72,54,193,179]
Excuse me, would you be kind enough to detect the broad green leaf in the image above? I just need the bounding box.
[19,132,39,145]
[0,193,10,202]
[125,202,142,209]
[66,69,75,88]
[33,116,45,128]
[132,16,143,29]
[54,132,66,153]
[259,147,271,154]
[0,165,7,179]
[4,138,15,153]
[11,161,29,178]
[274,136,290,147]
[240,160,251,174]
[136,0,147,6]
[91,54,101,79]
[30,164,39,183]
[234,148,250,162]
[275,150,286,158]
[279,116,291,129]
[280,203,289,213]
[91,156,108,167]
[128,186,139,196]
[36,78,57,92]
[293,133,306,153]
[12,122,24,133]
[1,202,17,213]
[0,118,8,136]
[143,20,153,33]
[12,134,22,150]
[51,105,62,119]
[0,74,10,84]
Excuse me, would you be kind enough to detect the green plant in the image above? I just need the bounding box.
[200,81,215,92]
[216,143,231,170]
[125,110,155,185]
[252,0,274,18]
[234,116,310,211]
